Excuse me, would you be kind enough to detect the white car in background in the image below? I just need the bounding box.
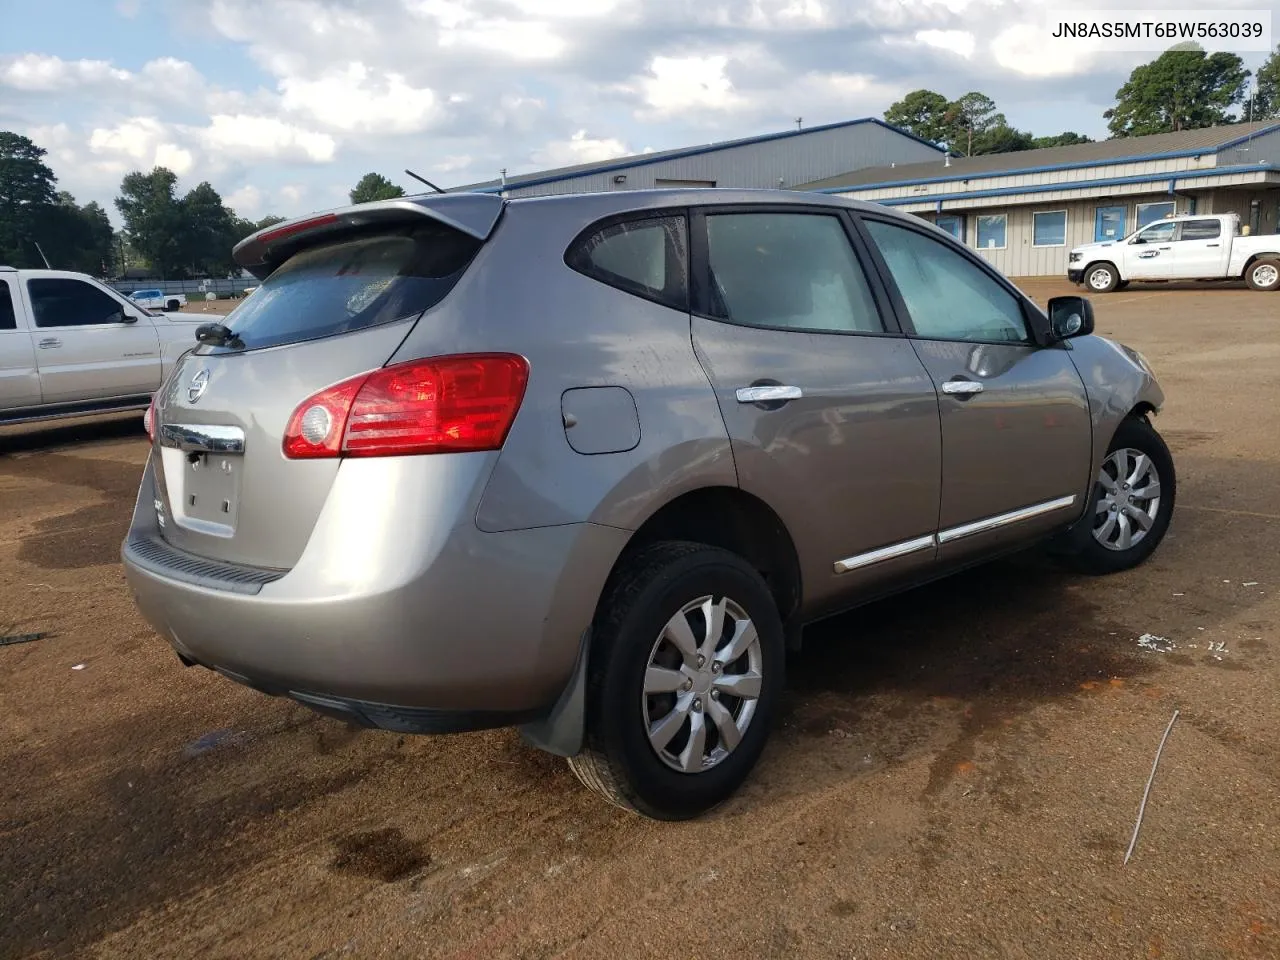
[1067,212,1280,292]
[129,288,187,312]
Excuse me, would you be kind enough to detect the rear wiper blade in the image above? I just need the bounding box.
[194,322,245,349]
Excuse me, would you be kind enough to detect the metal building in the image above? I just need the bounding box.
[450,118,944,197]
[796,121,1280,277]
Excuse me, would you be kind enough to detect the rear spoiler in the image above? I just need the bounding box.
[232,193,506,280]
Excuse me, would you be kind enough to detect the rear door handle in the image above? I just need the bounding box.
[736,385,802,404]
[941,379,984,397]
[1158,246,1172,250]
[37,338,62,349]
[1206,243,1220,247]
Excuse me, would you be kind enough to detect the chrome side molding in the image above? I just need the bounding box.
[937,495,1077,544]
[833,495,1078,573]
[833,534,935,574]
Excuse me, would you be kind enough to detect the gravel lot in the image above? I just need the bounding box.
[2,279,1278,959]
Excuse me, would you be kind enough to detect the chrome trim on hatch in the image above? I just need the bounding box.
[159,423,246,455]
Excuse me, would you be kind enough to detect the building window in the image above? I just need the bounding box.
[975,214,1006,250]
[935,214,965,241]
[1136,201,1176,229]
[1032,210,1067,247]
[1095,205,1126,242]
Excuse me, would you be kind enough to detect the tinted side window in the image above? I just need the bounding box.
[703,213,883,334]
[27,279,126,329]
[0,279,16,331]
[864,219,1029,344]
[565,215,687,310]
[1180,219,1221,240]
[1137,222,1176,243]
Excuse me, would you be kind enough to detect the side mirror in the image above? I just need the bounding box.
[1047,295,1094,341]
[121,312,138,324]
[1129,235,1144,244]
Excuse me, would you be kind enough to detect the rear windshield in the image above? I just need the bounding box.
[212,222,481,351]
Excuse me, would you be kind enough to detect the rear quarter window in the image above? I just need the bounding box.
[565,215,688,311]
[212,222,481,352]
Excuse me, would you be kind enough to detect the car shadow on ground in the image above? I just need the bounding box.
[0,414,145,456]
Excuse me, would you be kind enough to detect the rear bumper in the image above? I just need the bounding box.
[122,454,629,728]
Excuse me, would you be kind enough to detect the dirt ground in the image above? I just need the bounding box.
[2,279,1278,960]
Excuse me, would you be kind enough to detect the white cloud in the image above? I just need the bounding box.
[116,0,143,17]
[531,130,630,167]
[1,54,130,92]
[915,29,976,59]
[88,118,195,176]
[280,63,441,134]
[199,114,336,163]
[637,55,744,116]
[226,184,264,215]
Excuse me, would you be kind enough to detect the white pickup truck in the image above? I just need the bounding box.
[1067,213,1280,293]
[1,266,203,426]
[128,288,187,312]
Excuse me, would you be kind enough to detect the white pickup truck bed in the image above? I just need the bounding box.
[1,267,204,426]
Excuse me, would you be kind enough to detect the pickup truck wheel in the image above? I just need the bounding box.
[165,299,181,312]
[568,542,784,820]
[1246,259,1280,291]
[1085,263,1119,293]
[1060,417,1176,575]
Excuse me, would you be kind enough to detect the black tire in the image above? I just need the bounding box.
[568,541,784,820]
[165,299,181,312]
[1059,417,1175,575]
[1085,263,1120,293]
[1245,258,1280,292]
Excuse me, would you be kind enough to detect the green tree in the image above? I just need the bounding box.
[1031,132,1094,148]
[255,214,287,230]
[973,123,1035,154]
[944,92,1002,155]
[1105,46,1250,136]
[116,167,186,277]
[883,89,953,145]
[32,196,116,274]
[179,181,240,276]
[0,132,59,267]
[1247,44,1280,119]
[349,172,405,204]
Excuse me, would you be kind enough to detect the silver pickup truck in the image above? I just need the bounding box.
[1,266,202,426]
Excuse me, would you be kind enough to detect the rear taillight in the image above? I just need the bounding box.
[144,394,156,442]
[283,354,529,460]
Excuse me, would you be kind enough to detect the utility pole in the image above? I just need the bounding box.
[795,117,803,131]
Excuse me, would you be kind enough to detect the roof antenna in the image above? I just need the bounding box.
[795,117,803,130]
[404,168,446,194]
[33,241,51,268]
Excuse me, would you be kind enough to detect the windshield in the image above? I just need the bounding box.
[209,222,481,352]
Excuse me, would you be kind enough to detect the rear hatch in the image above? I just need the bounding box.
[149,194,504,570]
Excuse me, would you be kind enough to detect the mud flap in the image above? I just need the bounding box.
[518,628,591,758]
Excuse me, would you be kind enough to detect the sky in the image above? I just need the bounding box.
[1,0,1275,226]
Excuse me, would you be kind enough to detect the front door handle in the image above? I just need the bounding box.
[1157,246,1172,250]
[1206,243,1220,247]
[941,379,984,397]
[736,385,802,404]
[37,337,62,349]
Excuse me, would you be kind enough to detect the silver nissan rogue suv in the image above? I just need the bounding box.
[122,189,1174,820]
